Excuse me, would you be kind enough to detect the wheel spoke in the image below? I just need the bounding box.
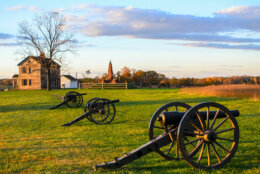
[206,107,210,130]
[153,126,164,130]
[213,116,229,131]
[189,140,203,157]
[207,143,211,166]
[166,142,174,156]
[211,142,222,163]
[188,119,203,132]
[217,137,234,142]
[183,137,196,147]
[210,109,220,130]
[197,141,205,164]
[214,140,230,153]
[216,127,234,134]
[184,130,203,136]
[184,138,203,146]
[195,111,205,131]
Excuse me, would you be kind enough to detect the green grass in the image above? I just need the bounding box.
[0,89,259,173]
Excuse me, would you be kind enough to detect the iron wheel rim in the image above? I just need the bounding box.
[177,102,239,169]
[149,102,191,160]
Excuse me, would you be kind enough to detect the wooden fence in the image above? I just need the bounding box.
[79,83,129,89]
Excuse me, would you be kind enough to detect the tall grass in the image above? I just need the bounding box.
[181,84,260,100]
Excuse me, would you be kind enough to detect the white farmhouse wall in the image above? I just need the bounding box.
[70,81,78,88]
[61,76,78,89]
[60,76,71,88]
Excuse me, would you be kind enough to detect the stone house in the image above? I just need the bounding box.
[15,56,60,90]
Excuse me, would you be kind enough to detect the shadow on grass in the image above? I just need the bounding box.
[242,113,260,117]
[0,102,78,112]
[0,96,237,113]
[0,145,88,152]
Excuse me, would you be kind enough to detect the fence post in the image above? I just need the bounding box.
[79,82,80,89]
[126,82,128,90]
[102,82,104,90]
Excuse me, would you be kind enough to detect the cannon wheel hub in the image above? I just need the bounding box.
[203,130,217,143]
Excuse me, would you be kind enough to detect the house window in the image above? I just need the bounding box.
[22,79,27,86]
[29,79,32,86]
[22,67,26,73]
[28,67,31,74]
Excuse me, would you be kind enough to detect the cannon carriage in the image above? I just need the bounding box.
[49,91,120,125]
[62,98,120,126]
[94,101,239,170]
[49,91,86,109]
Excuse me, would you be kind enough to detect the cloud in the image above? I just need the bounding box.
[177,42,260,51]
[69,5,260,36]
[218,65,243,71]
[63,4,260,51]
[219,65,243,68]
[199,71,220,75]
[0,43,21,47]
[216,6,260,18]
[6,5,25,11]
[0,33,14,39]
[6,5,39,12]
[77,43,96,47]
[68,39,96,47]
[6,4,260,51]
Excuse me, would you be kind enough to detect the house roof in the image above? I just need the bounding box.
[17,56,60,67]
[62,75,78,81]
[12,74,19,78]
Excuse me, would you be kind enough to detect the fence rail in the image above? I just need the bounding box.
[79,83,129,89]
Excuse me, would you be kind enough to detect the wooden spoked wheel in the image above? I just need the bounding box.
[149,102,191,160]
[177,102,239,169]
[85,98,99,122]
[89,98,116,125]
[65,91,83,108]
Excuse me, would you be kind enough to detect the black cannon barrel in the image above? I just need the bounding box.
[90,99,120,106]
[79,93,87,96]
[160,110,239,126]
[109,99,120,104]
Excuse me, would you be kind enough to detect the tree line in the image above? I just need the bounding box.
[79,66,260,87]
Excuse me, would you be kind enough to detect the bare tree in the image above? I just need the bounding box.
[18,12,75,90]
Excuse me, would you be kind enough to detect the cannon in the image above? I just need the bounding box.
[62,98,120,126]
[49,91,86,109]
[93,102,239,170]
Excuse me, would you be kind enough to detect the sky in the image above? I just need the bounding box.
[0,0,260,79]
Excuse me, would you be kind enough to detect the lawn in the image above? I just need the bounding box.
[0,89,259,173]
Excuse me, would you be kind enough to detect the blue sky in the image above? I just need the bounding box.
[0,0,260,79]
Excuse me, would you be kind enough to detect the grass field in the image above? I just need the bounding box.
[0,89,259,173]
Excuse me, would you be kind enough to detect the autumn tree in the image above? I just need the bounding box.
[116,66,132,82]
[18,12,75,90]
[132,70,145,86]
[142,71,163,87]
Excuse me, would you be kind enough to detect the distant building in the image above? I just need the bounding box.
[12,74,19,89]
[102,61,117,83]
[15,56,60,90]
[61,75,78,89]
